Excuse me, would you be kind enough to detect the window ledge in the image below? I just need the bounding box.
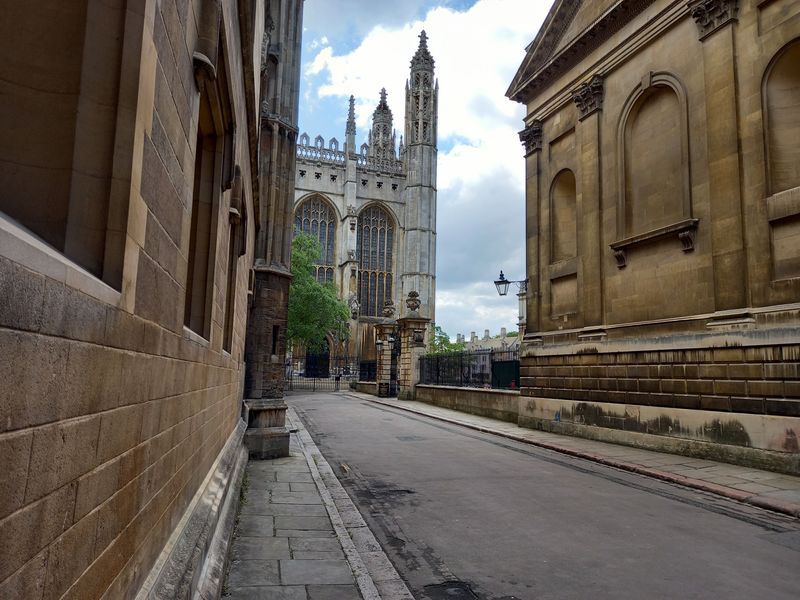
[610,218,699,268]
[0,213,121,306]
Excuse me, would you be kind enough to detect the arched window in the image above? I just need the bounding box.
[550,169,577,262]
[357,205,394,316]
[294,196,336,283]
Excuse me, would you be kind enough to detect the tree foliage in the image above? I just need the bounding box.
[429,324,466,354]
[287,233,350,352]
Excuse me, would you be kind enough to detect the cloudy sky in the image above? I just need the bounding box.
[299,0,552,340]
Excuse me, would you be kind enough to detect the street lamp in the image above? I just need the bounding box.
[494,270,527,296]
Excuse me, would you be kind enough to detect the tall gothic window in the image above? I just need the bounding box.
[357,205,394,316]
[294,196,336,283]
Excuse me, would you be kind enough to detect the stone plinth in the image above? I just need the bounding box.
[244,399,290,459]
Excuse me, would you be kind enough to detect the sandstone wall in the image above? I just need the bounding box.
[0,0,261,597]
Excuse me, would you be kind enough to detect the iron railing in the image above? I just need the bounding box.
[419,349,520,390]
[284,355,377,392]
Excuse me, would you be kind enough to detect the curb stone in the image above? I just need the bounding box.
[359,396,800,520]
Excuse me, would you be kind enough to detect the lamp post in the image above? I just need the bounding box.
[494,270,528,336]
[494,270,527,296]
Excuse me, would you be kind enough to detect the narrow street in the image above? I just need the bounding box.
[288,392,800,600]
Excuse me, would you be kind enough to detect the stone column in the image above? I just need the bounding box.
[691,0,747,312]
[519,121,542,336]
[573,75,604,327]
[396,291,430,400]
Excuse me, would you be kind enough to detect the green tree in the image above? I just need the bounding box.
[429,324,466,354]
[287,233,350,352]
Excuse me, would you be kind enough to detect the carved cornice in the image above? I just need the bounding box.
[572,74,604,120]
[689,0,738,40]
[519,120,543,156]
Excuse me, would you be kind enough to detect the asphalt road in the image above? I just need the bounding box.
[288,392,800,600]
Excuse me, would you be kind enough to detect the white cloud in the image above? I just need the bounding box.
[300,0,551,338]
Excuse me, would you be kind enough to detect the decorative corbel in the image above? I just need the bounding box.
[689,0,739,40]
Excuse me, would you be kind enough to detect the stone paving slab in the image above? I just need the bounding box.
[358,394,800,519]
[224,421,414,600]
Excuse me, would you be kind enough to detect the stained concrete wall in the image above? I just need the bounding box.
[0,0,265,597]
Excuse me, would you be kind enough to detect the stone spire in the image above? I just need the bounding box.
[345,94,356,156]
[406,31,437,147]
[369,88,396,160]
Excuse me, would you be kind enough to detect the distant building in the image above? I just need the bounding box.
[458,328,521,353]
[292,32,439,365]
[507,0,800,471]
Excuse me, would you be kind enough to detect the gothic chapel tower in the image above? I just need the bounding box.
[402,31,438,322]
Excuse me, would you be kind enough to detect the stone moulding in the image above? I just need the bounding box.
[610,218,700,268]
[689,0,739,40]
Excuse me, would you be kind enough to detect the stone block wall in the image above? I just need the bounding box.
[415,385,520,423]
[0,0,262,597]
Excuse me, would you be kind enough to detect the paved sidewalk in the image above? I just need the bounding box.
[223,408,414,600]
[355,394,800,519]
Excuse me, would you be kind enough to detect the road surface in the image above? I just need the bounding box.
[289,392,800,600]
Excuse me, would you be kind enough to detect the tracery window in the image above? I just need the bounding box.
[294,196,336,283]
[357,205,394,317]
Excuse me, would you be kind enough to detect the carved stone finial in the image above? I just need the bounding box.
[382,299,396,318]
[346,95,356,135]
[690,0,739,40]
[572,74,605,120]
[411,30,435,71]
[405,291,421,313]
[519,120,543,156]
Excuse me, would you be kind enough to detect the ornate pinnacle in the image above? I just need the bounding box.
[411,30,434,71]
[346,95,356,135]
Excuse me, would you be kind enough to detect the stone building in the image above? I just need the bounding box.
[0,0,302,598]
[293,32,439,367]
[508,0,800,472]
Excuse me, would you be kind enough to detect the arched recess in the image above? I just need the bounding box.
[764,39,800,196]
[763,39,800,280]
[611,72,695,267]
[357,204,395,317]
[294,194,338,283]
[550,169,577,262]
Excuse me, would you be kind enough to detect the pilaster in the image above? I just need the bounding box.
[519,120,542,336]
[692,0,747,311]
[573,76,604,327]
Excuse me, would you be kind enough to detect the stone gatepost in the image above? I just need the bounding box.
[397,291,430,400]
[375,300,397,397]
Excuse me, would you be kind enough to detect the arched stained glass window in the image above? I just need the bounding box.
[294,196,336,284]
[357,205,394,316]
